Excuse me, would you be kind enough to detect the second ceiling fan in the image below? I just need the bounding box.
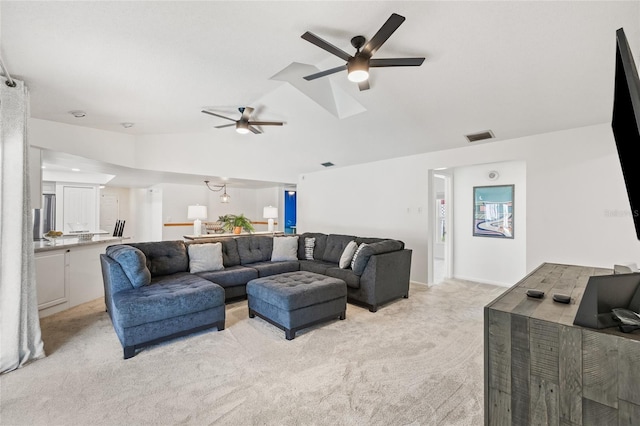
[201,107,284,134]
[301,13,425,91]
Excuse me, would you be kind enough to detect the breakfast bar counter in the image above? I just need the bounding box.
[34,235,129,318]
[34,235,127,253]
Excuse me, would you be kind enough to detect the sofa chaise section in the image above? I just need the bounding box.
[100,241,226,359]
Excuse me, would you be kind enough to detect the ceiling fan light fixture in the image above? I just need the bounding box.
[347,57,369,82]
[236,122,250,134]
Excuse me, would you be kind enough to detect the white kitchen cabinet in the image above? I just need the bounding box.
[68,244,107,307]
[35,250,70,316]
[34,237,125,318]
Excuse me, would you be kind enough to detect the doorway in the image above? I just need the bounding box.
[430,171,452,285]
[284,190,297,234]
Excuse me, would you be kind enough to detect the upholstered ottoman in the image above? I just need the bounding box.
[246,271,347,340]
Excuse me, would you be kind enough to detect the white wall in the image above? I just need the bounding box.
[297,123,640,286]
[29,118,136,168]
[134,132,299,183]
[159,183,210,240]
[128,183,285,240]
[452,161,526,285]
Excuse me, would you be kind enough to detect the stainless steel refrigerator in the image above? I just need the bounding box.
[33,193,55,240]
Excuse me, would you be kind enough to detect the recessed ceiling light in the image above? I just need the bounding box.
[71,168,80,172]
[321,162,335,167]
[121,122,134,128]
[69,110,86,118]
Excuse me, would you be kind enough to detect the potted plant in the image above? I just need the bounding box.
[219,214,254,234]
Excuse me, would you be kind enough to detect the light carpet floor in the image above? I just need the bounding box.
[1,279,505,426]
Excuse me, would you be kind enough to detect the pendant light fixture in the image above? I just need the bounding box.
[204,180,231,203]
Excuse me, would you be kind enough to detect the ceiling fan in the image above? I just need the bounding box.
[301,13,425,91]
[201,107,284,134]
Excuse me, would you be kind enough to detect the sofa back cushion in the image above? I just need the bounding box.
[297,233,328,260]
[105,245,151,289]
[351,239,405,275]
[322,234,357,264]
[237,236,273,265]
[186,237,241,267]
[355,237,386,245]
[128,241,189,277]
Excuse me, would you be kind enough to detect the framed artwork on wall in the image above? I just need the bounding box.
[473,184,514,238]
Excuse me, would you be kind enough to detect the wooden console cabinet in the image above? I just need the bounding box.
[485,263,640,425]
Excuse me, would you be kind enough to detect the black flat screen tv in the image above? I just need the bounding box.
[612,28,640,240]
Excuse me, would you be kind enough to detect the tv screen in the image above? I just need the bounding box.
[612,28,640,240]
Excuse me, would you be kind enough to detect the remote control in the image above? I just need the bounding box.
[552,294,571,304]
[526,289,544,299]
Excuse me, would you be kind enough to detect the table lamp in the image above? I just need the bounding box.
[187,205,208,236]
[263,206,278,232]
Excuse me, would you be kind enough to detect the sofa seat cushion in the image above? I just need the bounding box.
[128,241,189,277]
[246,271,346,311]
[250,260,300,277]
[195,265,258,288]
[298,259,336,275]
[324,267,361,289]
[112,273,225,328]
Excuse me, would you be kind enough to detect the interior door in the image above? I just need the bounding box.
[100,193,119,235]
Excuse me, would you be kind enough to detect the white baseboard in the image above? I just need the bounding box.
[453,275,512,287]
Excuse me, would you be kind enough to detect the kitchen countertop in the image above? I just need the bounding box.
[34,235,129,253]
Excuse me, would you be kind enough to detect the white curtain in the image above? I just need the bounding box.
[0,78,45,373]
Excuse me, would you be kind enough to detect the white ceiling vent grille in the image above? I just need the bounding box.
[465,130,495,143]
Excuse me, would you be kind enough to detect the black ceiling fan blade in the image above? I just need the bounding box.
[369,57,425,67]
[202,110,237,122]
[303,64,348,81]
[361,13,406,58]
[248,126,262,134]
[301,31,352,61]
[249,121,284,126]
[241,107,254,122]
[358,80,370,91]
[214,123,236,129]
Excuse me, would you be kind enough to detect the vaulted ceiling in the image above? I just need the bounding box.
[2,1,639,187]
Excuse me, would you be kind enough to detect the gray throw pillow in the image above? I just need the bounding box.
[272,236,299,261]
[106,245,151,289]
[188,242,224,273]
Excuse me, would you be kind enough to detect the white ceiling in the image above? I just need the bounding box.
[2,1,639,188]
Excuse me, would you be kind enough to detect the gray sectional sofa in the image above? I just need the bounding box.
[100,233,412,358]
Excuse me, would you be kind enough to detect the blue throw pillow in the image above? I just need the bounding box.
[106,245,151,289]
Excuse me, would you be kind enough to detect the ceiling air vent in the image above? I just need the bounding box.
[465,130,495,143]
[321,162,335,167]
